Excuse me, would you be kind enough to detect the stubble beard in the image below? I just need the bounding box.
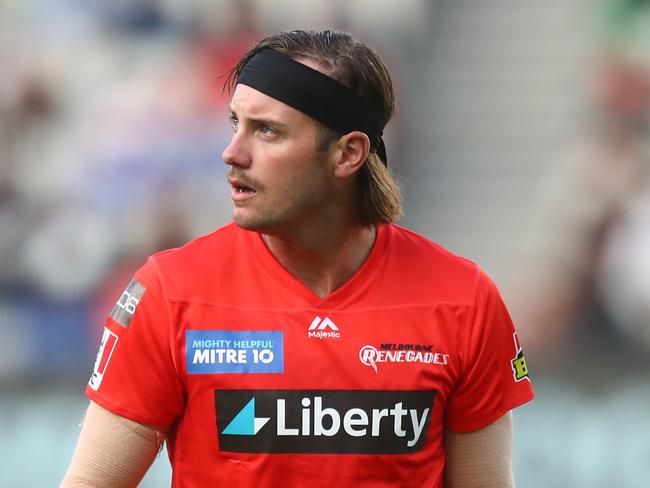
[232,155,333,236]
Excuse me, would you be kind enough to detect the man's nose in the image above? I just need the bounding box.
[222,132,252,168]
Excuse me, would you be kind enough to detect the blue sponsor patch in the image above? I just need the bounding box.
[186,330,284,374]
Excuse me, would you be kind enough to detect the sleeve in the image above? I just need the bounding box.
[446,268,534,432]
[85,256,185,430]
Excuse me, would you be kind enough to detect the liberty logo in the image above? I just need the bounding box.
[307,316,340,339]
[215,389,436,454]
[222,398,270,435]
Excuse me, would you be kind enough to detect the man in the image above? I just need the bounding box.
[61,30,533,487]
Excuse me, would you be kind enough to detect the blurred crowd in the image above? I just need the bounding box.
[516,0,650,370]
[0,1,253,381]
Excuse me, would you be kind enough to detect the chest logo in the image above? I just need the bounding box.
[186,330,284,374]
[215,389,436,454]
[359,344,450,373]
[307,316,340,339]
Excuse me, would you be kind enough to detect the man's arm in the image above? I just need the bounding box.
[60,401,165,488]
[445,411,514,488]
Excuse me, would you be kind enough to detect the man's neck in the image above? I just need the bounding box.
[261,223,377,299]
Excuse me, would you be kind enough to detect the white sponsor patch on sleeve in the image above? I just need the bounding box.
[88,328,119,391]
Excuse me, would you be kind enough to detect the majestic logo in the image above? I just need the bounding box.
[307,316,340,339]
[186,330,284,374]
[88,328,118,391]
[511,332,530,382]
[109,278,146,328]
[359,344,450,373]
[215,389,436,454]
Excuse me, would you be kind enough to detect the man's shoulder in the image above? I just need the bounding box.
[151,222,241,266]
[144,223,251,295]
[384,224,481,305]
[387,224,478,271]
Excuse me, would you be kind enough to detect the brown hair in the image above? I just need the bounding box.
[225,30,402,226]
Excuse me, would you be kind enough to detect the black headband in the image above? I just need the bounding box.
[236,48,388,166]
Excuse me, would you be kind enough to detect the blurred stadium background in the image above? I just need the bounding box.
[1,0,650,486]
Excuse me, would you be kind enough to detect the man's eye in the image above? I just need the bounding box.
[229,116,239,130]
[260,126,274,135]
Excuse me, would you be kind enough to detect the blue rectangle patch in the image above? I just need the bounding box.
[186,330,284,374]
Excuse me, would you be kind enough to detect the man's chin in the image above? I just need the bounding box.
[233,214,290,238]
[232,218,257,231]
[232,213,268,233]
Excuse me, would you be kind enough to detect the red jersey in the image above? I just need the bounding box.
[86,223,533,487]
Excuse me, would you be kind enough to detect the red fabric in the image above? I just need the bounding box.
[86,223,533,487]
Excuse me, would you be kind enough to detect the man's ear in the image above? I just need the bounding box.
[333,131,370,178]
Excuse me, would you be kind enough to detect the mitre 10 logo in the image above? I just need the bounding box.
[215,389,436,454]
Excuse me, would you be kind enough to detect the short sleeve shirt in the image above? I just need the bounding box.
[86,223,533,487]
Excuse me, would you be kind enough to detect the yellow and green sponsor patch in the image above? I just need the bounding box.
[511,350,529,382]
[511,332,530,382]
